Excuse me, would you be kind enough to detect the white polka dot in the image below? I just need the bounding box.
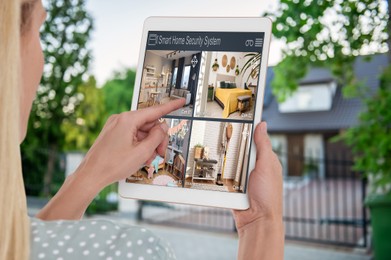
[165,247,169,252]
[79,226,86,231]
[53,249,59,255]
[67,248,74,253]
[126,241,132,247]
[83,250,90,255]
[138,257,144,260]
[34,237,41,242]
[110,245,116,250]
[89,233,96,239]
[46,230,53,234]
[106,240,112,245]
[137,240,143,245]
[58,241,64,247]
[93,242,99,248]
[106,257,113,260]
[148,237,154,243]
[33,229,39,234]
[101,225,107,230]
[147,248,153,254]
[141,228,146,232]
[115,225,120,230]
[155,246,160,251]
[57,257,63,260]
[127,252,133,258]
[91,221,97,225]
[111,235,117,239]
[64,235,70,240]
[120,233,127,238]
[42,243,49,248]
[67,225,73,229]
[50,234,57,238]
[115,251,121,256]
[99,251,106,256]
[38,253,45,259]
[79,241,86,247]
[31,222,38,226]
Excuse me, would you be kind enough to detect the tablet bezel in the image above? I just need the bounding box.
[119,16,271,210]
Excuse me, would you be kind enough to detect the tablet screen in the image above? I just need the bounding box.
[126,31,265,194]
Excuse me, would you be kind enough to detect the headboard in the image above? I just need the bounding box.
[215,74,236,88]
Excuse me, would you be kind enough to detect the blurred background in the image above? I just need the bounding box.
[24,0,391,259]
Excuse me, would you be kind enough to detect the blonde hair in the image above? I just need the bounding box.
[0,0,30,259]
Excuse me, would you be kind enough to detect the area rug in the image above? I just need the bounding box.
[152,175,176,186]
[190,183,229,192]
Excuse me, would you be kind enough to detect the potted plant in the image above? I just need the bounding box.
[342,66,391,259]
[235,65,240,76]
[212,59,219,71]
[194,143,204,159]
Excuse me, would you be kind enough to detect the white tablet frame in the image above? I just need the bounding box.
[119,16,271,210]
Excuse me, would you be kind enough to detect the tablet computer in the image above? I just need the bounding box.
[119,17,271,209]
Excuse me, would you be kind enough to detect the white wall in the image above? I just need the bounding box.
[187,121,242,180]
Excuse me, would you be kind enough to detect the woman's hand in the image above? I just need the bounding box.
[75,98,186,188]
[37,99,185,220]
[233,122,284,260]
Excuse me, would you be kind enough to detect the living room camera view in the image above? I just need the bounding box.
[194,51,260,120]
[126,118,191,187]
[137,50,201,117]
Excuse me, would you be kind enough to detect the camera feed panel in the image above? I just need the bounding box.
[193,51,260,121]
[136,50,201,118]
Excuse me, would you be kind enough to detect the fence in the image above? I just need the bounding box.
[138,152,369,248]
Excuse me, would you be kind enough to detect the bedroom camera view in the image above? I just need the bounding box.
[194,51,259,121]
[127,31,265,193]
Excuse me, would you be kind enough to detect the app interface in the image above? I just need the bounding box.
[126,31,265,193]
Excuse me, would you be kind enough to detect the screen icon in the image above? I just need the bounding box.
[148,34,158,46]
[255,38,263,47]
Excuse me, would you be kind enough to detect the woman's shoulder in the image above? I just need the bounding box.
[29,217,176,259]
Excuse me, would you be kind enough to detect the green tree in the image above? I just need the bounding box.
[265,0,388,101]
[61,76,105,151]
[22,0,93,197]
[102,68,136,116]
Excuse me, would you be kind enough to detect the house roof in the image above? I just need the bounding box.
[261,54,388,133]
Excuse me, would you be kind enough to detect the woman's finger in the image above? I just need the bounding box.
[133,98,185,126]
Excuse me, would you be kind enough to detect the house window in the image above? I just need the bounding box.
[278,81,337,113]
[181,65,191,89]
[171,67,178,88]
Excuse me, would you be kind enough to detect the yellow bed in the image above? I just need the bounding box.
[215,88,252,118]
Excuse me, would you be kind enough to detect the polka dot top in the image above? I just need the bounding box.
[30,218,176,260]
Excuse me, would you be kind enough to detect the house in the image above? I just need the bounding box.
[262,54,388,178]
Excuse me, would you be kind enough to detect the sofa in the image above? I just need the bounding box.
[171,88,191,105]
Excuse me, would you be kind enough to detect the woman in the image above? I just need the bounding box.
[0,0,284,259]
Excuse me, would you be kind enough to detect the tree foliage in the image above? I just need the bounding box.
[102,68,136,115]
[21,0,93,196]
[265,0,388,101]
[62,76,105,152]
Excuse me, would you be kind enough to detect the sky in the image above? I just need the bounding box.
[85,0,282,86]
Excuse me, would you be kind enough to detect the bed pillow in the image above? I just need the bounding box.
[228,82,237,88]
[220,81,226,88]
